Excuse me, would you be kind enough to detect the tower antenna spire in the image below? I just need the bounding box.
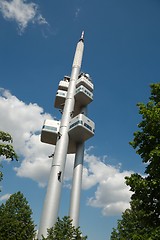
[80,31,84,41]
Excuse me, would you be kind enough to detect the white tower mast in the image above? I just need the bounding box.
[38,32,95,239]
[38,32,84,239]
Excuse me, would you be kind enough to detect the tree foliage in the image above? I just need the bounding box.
[110,83,160,239]
[42,216,87,240]
[0,131,18,161]
[0,191,36,240]
[0,131,18,189]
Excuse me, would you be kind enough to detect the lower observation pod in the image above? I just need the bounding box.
[41,119,60,145]
[40,114,95,153]
[68,113,95,142]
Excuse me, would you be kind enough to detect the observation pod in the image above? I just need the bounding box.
[68,113,95,142]
[41,119,60,145]
[54,90,67,109]
[67,113,95,153]
[54,73,93,110]
[58,76,70,90]
[40,114,95,153]
[75,85,93,106]
[77,73,94,92]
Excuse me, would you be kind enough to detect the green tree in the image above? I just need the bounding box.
[0,131,18,161]
[110,83,160,240]
[0,191,36,240]
[42,216,87,240]
[0,131,18,189]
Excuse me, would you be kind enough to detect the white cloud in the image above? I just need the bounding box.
[0,0,48,33]
[0,193,11,201]
[0,89,133,216]
[82,151,133,216]
[0,88,53,187]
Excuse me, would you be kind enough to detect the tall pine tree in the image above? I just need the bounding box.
[0,191,36,240]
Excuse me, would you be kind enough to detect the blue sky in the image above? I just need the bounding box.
[0,0,160,239]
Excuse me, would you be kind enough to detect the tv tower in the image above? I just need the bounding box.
[38,32,95,239]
